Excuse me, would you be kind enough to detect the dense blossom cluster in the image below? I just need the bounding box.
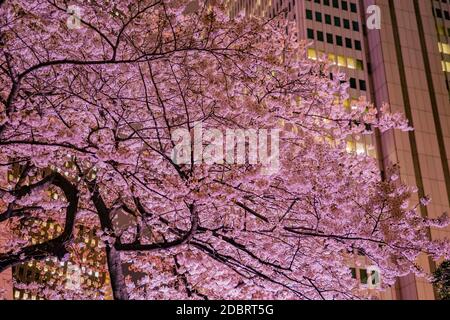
[0,0,449,300]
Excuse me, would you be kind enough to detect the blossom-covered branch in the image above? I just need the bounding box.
[0,0,448,300]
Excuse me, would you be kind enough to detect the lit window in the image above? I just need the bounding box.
[337,55,346,67]
[317,50,325,61]
[328,53,336,64]
[438,42,450,54]
[356,143,366,155]
[343,99,351,109]
[347,57,356,69]
[307,48,317,60]
[443,61,450,73]
[356,59,364,70]
[346,141,356,153]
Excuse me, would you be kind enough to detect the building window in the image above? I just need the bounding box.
[359,79,367,91]
[334,16,341,27]
[342,1,348,11]
[345,38,352,48]
[307,28,314,39]
[360,269,368,284]
[356,59,364,70]
[343,19,350,29]
[347,57,356,69]
[315,12,322,22]
[355,40,362,51]
[439,42,450,55]
[327,33,334,44]
[317,31,324,41]
[338,55,346,67]
[307,48,317,60]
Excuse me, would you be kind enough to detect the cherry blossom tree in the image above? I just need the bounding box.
[0,0,449,300]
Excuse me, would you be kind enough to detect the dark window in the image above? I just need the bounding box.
[355,40,362,50]
[317,31,324,41]
[343,19,350,29]
[307,28,314,39]
[315,12,322,22]
[336,35,343,46]
[359,80,367,91]
[345,37,352,48]
[334,16,341,27]
[360,269,368,284]
[306,9,313,20]
[326,33,334,44]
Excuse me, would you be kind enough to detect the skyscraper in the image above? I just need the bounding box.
[0,185,13,300]
[365,0,450,300]
[0,162,112,300]
[11,222,113,300]
[0,224,12,300]
[227,0,450,300]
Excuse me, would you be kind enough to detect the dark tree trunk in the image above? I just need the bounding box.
[106,246,129,300]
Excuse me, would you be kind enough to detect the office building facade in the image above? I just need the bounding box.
[0,223,13,300]
[227,0,450,300]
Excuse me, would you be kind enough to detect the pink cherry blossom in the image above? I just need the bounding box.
[0,0,449,300]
